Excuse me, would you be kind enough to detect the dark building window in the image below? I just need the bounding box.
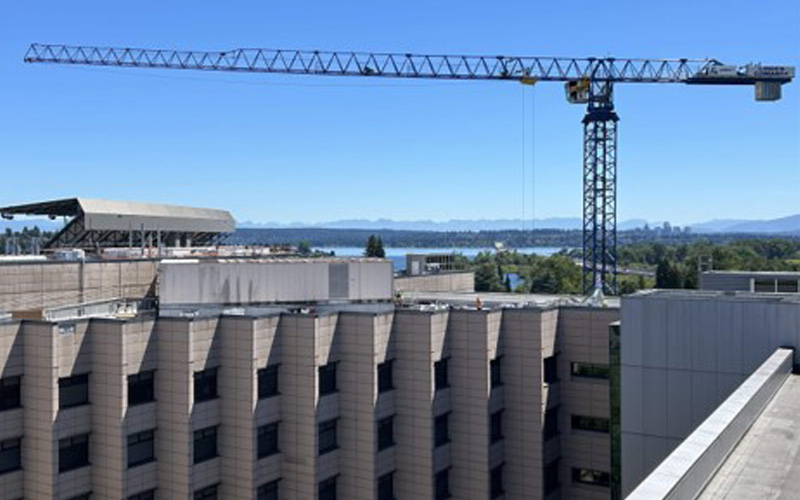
[0,376,21,412]
[435,357,450,390]
[127,429,155,468]
[572,467,611,487]
[193,426,218,464]
[128,370,155,406]
[59,433,90,472]
[435,412,450,447]
[777,280,799,293]
[257,480,280,500]
[377,415,395,451]
[318,419,338,455]
[0,437,21,474]
[490,410,504,443]
[66,494,92,500]
[491,463,505,499]
[59,373,89,409]
[435,468,451,500]
[544,406,560,441]
[491,356,503,388]
[319,475,338,500]
[571,362,610,380]
[258,365,280,399]
[128,490,156,500]
[378,360,394,393]
[378,471,394,500]
[571,415,610,434]
[193,484,219,500]
[543,355,559,384]
[319,362,338,397]
[194,368,218,403]
[544,459,561,495]
[754,279,776,292]
[258,422,280,458]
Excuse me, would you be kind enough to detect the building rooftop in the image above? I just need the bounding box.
[0,197,235,250]
[629,289,800,304]
[698,373,800,499]
[402,290,620,309]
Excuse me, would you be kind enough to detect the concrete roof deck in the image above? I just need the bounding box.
[631,289,800,304]
[402,290,620,309]
[699,374,800,500]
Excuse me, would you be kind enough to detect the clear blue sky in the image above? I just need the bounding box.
[1,1,798,226]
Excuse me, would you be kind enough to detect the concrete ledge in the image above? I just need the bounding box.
[626,347,793,500]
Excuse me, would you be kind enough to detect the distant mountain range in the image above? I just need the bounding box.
[239,215,800,234]
[2,214,799,235]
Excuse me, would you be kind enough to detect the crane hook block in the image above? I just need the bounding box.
[520,76,538,86]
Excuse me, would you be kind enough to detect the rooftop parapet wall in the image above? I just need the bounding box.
[626,348,793,500]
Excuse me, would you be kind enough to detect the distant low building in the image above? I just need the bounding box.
[700,270,800,293]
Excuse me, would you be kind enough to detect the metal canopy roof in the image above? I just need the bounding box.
[0,197,235,233]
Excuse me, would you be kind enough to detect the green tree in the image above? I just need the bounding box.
[364,235,386,258]
[655,259,683,289]
[297,240,312,255]
[475,262,503,292]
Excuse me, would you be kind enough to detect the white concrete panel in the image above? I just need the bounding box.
[622,365,644,434]
[667,369,692,439]
[691,301,718,372]
[775,304,800,355]
[691,371,718,430]
[666,300,691,370]
[642,300,668,368]
[621,297,643,367]
[743,302,772,374]
[642,368,668,438]
[717,301,743,374]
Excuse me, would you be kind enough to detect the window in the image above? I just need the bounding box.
[127,429,155,468]
[194,484,219,500]
[0,376,21,412]
[571,362,610,380]
[318,419,338,455]
[435,357,449,390]
[128,370,155,406]
[66,494,92,500]
[194,368,218,403]
[491,463,505,499]
[0,437,21,474]
[490,410,504,444]
[378,471,394,500]
[572,467,610,487]
[193,426,218,464]
[777,279,799,293]
[59,433,90,472]
[128,490,156,500]
[59,373,89,409]
[257,480,280,500]
[544,459,561,495]
[491,356,503,388]
[319,362,338,397]
[377,416,395,451]
[543,355,559,384]
[258,365,279,399]
[319,475,337,500]
[378,360,394,393]
[435,468,451,500]
[544,406,559,441]
[571,415,610,434]
[258,422,280,458]
[435,412,450,447]
[754,278,776,293]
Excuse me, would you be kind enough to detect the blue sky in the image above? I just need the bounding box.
[1,1,798,226]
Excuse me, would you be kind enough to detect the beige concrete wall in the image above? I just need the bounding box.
[0,260,158,313]
[394,272,475,294]
[253,316,282,491]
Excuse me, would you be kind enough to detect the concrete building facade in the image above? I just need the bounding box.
[0,258,620,500]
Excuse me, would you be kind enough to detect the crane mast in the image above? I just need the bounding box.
[24,44,795,294]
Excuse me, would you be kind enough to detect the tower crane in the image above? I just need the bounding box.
[23,44,795,294]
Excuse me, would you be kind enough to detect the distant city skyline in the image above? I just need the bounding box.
[1,0,798,225]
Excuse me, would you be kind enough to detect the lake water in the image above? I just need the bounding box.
[315,246,566,271]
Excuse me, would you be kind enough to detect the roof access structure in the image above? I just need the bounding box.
[23,44,795,293]
[0,197,235,251]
